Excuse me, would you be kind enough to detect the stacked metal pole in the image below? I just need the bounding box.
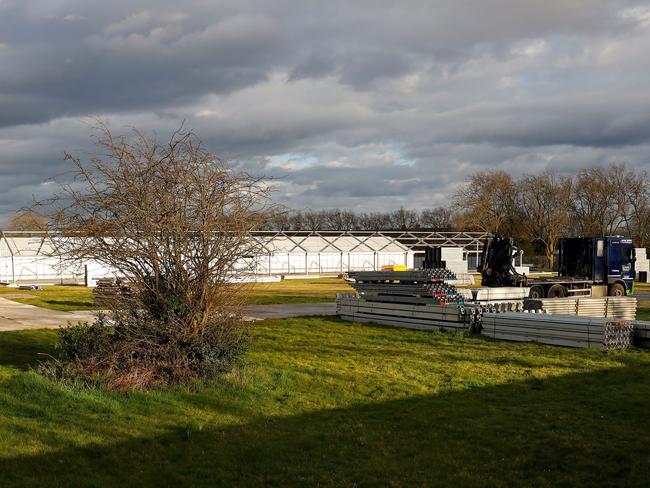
[336,294,467,332]
[348,269,463,304]
[523,297,637,320]
[481,312,634,349]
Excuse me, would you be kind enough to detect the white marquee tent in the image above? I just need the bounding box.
[0,232,415,284]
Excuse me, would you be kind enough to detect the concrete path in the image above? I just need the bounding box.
[0,297,336,331]
[0,297,98,332]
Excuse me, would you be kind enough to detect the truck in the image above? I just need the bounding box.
[479,235,636,298]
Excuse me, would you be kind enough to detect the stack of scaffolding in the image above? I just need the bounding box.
[92,278,134,306]
[481,313,634,349]
[523,297,637,320]
[348,269,462,304]
[336,293,467,332]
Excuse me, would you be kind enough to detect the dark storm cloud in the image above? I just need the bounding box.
[1,0,650,222]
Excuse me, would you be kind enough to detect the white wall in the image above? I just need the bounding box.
[0,256,85,283]
[265,251,414,275]
[440,247,468,275]
[1,251,416,284]
[637,248,649,283]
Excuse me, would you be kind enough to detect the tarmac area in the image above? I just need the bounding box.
[0,297,336,331]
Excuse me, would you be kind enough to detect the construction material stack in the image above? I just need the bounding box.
[92,278,133,306]
[337,261,649,350]
[348,269,463,304]
[338,269,469,332]
[336,294,468,333]
[481,313,634,349]
[523,297,637,320]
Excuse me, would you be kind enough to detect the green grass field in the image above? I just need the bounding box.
[0,278,354,311]
[0,285,99,311]
[1,278,648,313]
[245,277,353,304]
[1,318,650,486]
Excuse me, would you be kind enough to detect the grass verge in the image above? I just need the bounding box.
[0,317,650,486]
[0,286,99,311]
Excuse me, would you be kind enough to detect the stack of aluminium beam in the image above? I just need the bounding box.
[523,297,637,320]
[481,312,634,349]
[336,294,467,332]
[605,297,637,319]
[576,299,607,317]
[348,269,462,304]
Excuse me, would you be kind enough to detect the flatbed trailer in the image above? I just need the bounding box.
[526,277,596,299]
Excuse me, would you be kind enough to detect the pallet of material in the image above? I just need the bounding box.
[337,296,467,332]
[481,312,633,349]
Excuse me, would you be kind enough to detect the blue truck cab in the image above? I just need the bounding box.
[557,236,635,296]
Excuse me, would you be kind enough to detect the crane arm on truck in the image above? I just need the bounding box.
[478,235,526,288]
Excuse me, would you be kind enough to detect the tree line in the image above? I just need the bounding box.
[452,163,649,266]
[263,163,649,268]
[264,207,454,232]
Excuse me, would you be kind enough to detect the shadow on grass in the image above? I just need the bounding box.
[42,299,97,307]
[0,330,57,369]
[1,363,649,486]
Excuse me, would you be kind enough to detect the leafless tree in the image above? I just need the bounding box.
[36,125,277,389]
[390,207,420,230]
[518,172,573,268]
[8,210,48,231]
[420,207,452,230]
[303,210,326,230]
[627,174,650,247]
[452,170,519,234]
[357,212,389,230]
[265,211,291,231]
[607,163,650,247]
[323,209,358,230]
[571,166,623,236]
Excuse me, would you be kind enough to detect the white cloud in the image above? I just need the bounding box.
[619,5,650,27]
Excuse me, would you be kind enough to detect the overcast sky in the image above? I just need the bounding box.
[1,0,650,225]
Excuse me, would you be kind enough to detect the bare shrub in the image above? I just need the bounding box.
[37,124,276,389]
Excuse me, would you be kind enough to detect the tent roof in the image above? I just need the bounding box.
[255,235,409,253]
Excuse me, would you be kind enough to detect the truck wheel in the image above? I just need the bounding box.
[529,286,544,299]
[547,284,566,298]
[608,283,626,297]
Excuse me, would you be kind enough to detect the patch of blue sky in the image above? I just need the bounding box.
[268,153,318,165]
[383,148,415,166]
